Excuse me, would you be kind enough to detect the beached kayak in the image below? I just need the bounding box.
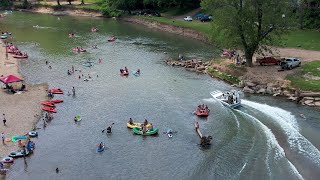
[48,88,64,94]
[132,127,158,136]
[13,55,28,59]
[41,101,55,107]
[41,106,57,113]
[49,99,63,103]
[127,122,151,129]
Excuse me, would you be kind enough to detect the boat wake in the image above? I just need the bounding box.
[241,99,320,166]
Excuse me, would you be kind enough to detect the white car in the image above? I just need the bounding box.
[184,16,192,21]
[280,58,301,69]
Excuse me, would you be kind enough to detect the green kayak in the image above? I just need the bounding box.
[132,127,158,136]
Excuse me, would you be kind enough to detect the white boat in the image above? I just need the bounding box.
[210,90,241,108]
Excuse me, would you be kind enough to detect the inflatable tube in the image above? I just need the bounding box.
[1,157,14,163]
[28,131,38,137]
[127,122,151,129]
[9,150,30,158]
[96,145,105,152]
[132,127,158,136]
[5,138,11,142]
[11,135,27,142]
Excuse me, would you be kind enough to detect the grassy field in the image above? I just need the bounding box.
[279,30,320,51]
[286,61,320,91]
[138,16,212,35]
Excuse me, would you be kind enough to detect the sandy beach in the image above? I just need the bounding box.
[0,40,47,164]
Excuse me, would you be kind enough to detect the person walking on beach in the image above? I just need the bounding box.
[5,52,8,60]
[72,87,75,96]
[1,132,5,145]
[71,65,74,73]
[3,114,6,126]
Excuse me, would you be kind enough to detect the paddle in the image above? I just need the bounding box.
[102,123,114,133]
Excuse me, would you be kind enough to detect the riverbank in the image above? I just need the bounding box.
[0,40,47,174]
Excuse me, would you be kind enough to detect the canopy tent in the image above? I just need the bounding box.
[0,75,23,84]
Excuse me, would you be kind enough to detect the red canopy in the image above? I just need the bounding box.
[0,75,23,84]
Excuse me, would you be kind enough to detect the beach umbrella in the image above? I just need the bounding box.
[0,75,23,84]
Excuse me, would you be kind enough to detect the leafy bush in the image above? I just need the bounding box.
[303,8,320,29]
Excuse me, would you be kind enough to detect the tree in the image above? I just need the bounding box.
[81,0,84,5]
[57,0,60,6]
[108,0,142,14]
[201,0,293,67]
[67,0,72,5]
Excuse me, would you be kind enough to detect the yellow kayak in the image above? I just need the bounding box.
[127,122,151,129]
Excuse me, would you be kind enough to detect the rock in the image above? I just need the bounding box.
[267,83,275,87]
[238,81,245,88]
[282,91,292,97]
[196,66,206,71]
[314,98,320,101]
[273,93,281,96]
[243,86,255,93]
[257,88,266,94]
[245,81,256,87]
[302,97,315,101]
[288,96,297,101]
[315,101,320,106]
[304,100,314,105]
[266,86,273,94]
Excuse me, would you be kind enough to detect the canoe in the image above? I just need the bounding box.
[49,99,63,103]
[11,135,27,142]
[41,101,55,107]
[13,55,28,59]
[48,88,64,94]
[41,106,57,113]
[127,122,151,129]
[132,126,158,136]
[195,109,209,117]
[9,150,30,158]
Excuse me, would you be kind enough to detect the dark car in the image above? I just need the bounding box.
[200,15,212,22]
[139,9,161,17]
[256,56,283,66]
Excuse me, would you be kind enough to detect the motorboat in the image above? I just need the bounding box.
[210,90,241,108]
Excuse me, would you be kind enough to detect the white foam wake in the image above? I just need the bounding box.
[242,99,320,167]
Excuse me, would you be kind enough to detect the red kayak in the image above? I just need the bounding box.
[49,99,63,103]
[48,89,64,94]
[41,101,56,108]
[41,106,57,113]
[120,71,129,76]
[13,55,28,59]
[195,108,210,117]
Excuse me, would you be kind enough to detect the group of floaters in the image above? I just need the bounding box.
[41,88,64,113]
[6,43,28,59]
[127,118,158,136]
[120,67,141,76]
[72,47,86,53]
[194,104,210,117]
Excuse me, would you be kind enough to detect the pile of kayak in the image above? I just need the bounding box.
[41,90,64,113]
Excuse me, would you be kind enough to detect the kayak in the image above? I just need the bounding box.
[9,150,30,158]
[195,109,209,117]
[96,144,105,152]
[48,88,64,94]
[13,55,28,59]
[41,106,57,113]
[127,122,151,129]
[132,127,158,136]
[11,135,27,142]
[49,99,63,103]
[41,101,55,107]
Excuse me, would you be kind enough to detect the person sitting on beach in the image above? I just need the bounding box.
[20,84,26,91]
[128,118,134,125]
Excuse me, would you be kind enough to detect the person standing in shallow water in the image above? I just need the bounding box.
[72,87,75,96]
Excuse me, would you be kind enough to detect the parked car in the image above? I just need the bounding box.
[200,15,212,22]
[280,58,301,70]
[195,14,205,20]
[256,56,283,66]
[184,16,193,21]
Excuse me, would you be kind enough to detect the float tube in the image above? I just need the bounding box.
[28,131,38,137]
[132,127,158,136]
[9,150,30,158]
[96,144,105,152]
[1,157,14,163]
[127,122,151,129]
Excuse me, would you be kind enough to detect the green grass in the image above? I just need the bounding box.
[207,67,240,84]
[280,30,320,51]
[286,61,320,91]
[138,16,212,35]
[74,4,100,11]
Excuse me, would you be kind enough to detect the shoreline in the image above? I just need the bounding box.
[0,39,47,176]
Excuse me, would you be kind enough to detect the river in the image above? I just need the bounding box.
[1,12,320,180]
